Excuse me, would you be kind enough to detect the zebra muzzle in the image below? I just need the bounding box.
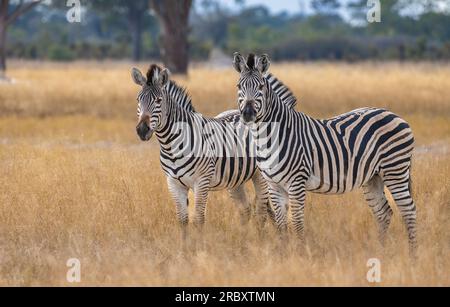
[242,104,256,123]
[136,121,153,141]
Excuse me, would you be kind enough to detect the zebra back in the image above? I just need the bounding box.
[214,109,240,124]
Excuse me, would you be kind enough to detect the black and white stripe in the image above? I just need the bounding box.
[233,53,417,256]
[131,64,272,241]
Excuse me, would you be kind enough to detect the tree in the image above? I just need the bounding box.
[87,0,149,62]
[0,0,41,79]
[311,0,340,16]
[348,0,400,27]
[396,0,450,15]
[150,0,193,74]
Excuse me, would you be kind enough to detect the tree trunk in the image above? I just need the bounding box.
[159,21,189,74]
[151,0,192,74]
[0,0,7,79]
[129,4,143,62]
[0,22,6,79]
[0,0,40,79]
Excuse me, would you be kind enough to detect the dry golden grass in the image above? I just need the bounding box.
[2,60,450,119]
[0,61,449,286]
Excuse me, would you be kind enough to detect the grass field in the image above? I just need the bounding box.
[0,61,449,286]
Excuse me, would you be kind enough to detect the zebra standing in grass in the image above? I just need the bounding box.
[131,64,272,241]
[232,53,417,256]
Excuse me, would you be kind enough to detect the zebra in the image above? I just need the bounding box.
[232,52,417,256]
[130,64,272,242]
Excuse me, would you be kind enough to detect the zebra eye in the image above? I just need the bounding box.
[156,97,162,103]
[259,84,264,90]
[237,84,242,90]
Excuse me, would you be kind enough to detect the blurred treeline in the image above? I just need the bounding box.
[7,0,450,62]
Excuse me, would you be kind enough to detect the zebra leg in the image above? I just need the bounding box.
[362,175,393,246]
[251,170,273,227]
[192,181,210,251]
[193,181,210,228]
[382,166,417,258]
[288,179,307,245]
[229,186,251,225]
[167,177,189,243]
[269,182,289,240]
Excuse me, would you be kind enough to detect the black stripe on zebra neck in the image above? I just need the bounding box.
[155,112,182,143]
[166,80,196,112]
[261,82,293,124]
[266,73,297,109]
[155,91,192,134]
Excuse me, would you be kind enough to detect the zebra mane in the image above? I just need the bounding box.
[246,53,256,69]
[165,80,196,113]
[266,73,297,109]
[146,64,195,112]
[146,64,161,86]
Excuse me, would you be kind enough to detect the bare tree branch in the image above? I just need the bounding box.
[6,0,41,26]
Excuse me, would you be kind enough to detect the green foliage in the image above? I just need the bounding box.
[190,39,213,60]
[6,0,450,62]
[227,23,280,54]
[311,0,340,15]
[47,45,75,61]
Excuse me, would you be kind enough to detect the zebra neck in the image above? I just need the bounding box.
[262,90,294,124]
[255,91,313,150]
[154,102,196,156]
[156,94,187,132]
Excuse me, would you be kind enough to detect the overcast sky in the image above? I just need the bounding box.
[212,0,353,19]
[218,0,312,15]
[237,0,309,14]
[196,0,450,22]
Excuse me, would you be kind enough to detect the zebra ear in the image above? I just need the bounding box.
[158,68,170,87]
[257,54,270,75]
[131,67,146,86]
[233,52,247,73]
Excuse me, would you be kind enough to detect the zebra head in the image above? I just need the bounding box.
[233,52,270,124]
[131,64,170,141]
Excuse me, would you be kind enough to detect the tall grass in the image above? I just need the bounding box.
[2,61,450,119]
[0,61,448,285]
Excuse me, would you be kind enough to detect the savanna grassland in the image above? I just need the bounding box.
[0,61,449,286]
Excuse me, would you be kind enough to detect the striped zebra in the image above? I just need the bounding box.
[232,53,417,256]
[130,64,271,241]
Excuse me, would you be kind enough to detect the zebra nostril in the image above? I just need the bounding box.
[136,122,151,140]
[242,105,256,122]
